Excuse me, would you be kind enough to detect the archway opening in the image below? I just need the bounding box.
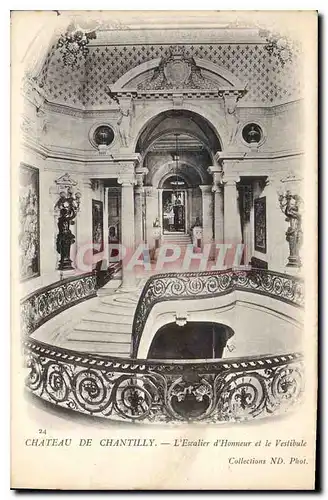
[136,109,222,155]
[148,322,235,360]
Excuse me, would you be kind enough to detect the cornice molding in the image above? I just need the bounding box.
[22,139,141,164]
[42,95,304,118]
[216,149,304,162]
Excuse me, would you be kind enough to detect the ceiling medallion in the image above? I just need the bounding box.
[259,29,293,66]
[56,24,97,67]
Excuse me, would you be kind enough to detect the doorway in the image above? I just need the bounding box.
[162,189,186,233]
[148,322,235,360]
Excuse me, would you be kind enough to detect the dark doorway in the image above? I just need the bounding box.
[162,188,186,233]
[148,322,234,360]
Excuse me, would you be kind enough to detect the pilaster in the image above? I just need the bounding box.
[199,185,214,246]
[222,174,242,245]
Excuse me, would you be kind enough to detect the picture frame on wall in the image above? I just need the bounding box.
[19,163,40,281]
[254,196,267,253]
[92,199,104,254]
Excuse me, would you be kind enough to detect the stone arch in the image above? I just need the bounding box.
[134,108,223,156]
[149,160,207,188]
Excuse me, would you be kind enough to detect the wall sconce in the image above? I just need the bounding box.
[277,171,303,268]
[54,174,81,270]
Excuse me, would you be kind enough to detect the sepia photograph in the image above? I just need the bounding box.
[10,9,318,490]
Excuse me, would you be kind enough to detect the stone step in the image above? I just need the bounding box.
[68,329,132,343]
[77,320,132,333]
[63,340,131,356]
[163,236,191,239]
[101,295,137,306]
[82,311,133,324]
[89,304,134,316]
[111,296,138,305]
[97,279,121,296]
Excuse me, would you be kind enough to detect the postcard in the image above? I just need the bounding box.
[11,10,318,490]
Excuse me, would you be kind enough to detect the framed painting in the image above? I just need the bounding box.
[254,196,267,253]
[19,163,40,281]
[92,199,104,254]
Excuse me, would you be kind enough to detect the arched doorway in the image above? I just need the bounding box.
[136,110,221,245]
[148,322,235,360]
[162,175,187,233]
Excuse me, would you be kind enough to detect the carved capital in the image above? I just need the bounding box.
[223,174,240,187]
[208,166,223,192]
[135,167,149,187]
[199,184,213,195]
[118,174,136,187]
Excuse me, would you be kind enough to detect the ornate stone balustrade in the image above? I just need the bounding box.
[132,269,304,356]
[24,338,303,424]
[21,273,97,337]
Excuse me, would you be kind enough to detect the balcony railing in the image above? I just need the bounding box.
[24,338,304,424]
[21,268,305,424]
[132,268,304,356]
[20,272,97,337]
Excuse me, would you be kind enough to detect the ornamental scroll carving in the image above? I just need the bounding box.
[137,45,217,91]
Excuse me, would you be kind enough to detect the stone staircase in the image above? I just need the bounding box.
[61,283,145,357]
[162,233,192,254]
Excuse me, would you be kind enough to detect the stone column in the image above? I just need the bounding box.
[103,187,109,264]
[208,167,224,245]
[145,186,159,248]
[76,179,93,273]
[200,185,213,246]
[135,167,148,247]
[223,175,242,245]
[118,173,137,290]
[134,186,144,247]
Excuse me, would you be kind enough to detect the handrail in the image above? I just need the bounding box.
[132,268,304,356]
[20,272,97,336]
[24,337,304,424]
